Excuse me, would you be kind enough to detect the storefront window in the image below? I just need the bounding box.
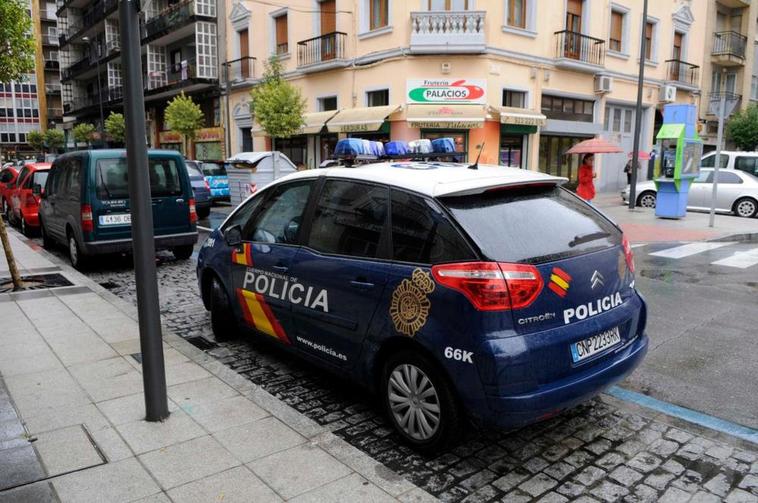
[538,135,586,182]
[500,135,524,168]
[275,135,307,167]
[421,130,468,162]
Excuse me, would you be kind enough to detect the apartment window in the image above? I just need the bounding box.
[366,89,389,107]
[369,0,388,30]
[319,96,338,111]
[609,10,623,52]
[196,21,218,79]
[275,14,288,55]
[751,76,758,100]
[195,0,216,17]
[672,31,683,60]
[541,95,594,122]
[426,0,469,10]
[502,89,526,108]
[507,0,526,29]
[644,21,654,60]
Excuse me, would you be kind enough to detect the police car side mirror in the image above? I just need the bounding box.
[224,225,242,247]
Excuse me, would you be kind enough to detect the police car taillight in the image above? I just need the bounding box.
[622,235,635,273]
[431,262,543,311]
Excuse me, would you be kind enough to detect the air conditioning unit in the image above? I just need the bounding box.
[594,75,613,94]
[660,84,677,103]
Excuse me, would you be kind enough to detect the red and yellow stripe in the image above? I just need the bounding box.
[236,288,290,345]
[231,243,254,266]
[548,267,571,298]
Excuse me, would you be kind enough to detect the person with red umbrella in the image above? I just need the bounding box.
[577,154,596,202]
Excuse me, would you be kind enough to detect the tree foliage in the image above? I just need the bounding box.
[164,92,204,150]
[27,130,45,152]
[0,0,35,84]
[250,57,306,139]
[105,112,126,144]
[726,104,758,151]
[45,129,65,152]
[73,123,96,146]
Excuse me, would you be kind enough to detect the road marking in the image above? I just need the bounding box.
[197,225,213,232]
[649,242,735,259]
[609,386,758,445]
[711,247,758,269]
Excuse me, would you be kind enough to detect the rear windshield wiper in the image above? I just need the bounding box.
[98,168,113,199]
[568,231,610,248]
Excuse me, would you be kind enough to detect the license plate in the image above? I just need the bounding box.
[571,327,621,363]
[99,213,131,226]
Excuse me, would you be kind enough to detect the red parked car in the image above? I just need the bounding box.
[7,163,51,236]
[0,165,19,216]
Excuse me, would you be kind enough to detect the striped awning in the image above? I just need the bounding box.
[325,105,401,133]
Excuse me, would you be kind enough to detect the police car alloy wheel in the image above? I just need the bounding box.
[210,276,236,341]
[382,351,460,451]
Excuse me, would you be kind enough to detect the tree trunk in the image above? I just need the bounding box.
[0,215,22,289]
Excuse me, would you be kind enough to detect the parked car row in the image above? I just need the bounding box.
[1,162,52,236]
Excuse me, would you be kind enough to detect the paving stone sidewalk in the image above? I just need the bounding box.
[0,231,434,502]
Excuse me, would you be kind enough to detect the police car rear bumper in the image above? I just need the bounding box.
[81,231,198,255]
[483,333,648,429]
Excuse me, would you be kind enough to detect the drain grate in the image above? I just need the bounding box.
[185,336,217,350]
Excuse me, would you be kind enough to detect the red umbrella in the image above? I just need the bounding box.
[627,151,651,160]
[565,138,623,155]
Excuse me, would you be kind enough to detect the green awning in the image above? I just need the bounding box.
[656,123,685,140]
[501,124,538,134]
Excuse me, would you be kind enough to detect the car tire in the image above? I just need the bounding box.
[172,245,194,260]
[1,199,7,219]
[210,276,237,341]
[381,350,461,453]
[637,191,657,209]
[20,217,32,237]
[197,207,210,219]
[734,197,758,218]
[40,221,54,249]
[67,231,87,270]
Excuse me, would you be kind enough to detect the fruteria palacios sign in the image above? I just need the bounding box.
[406,79,487,105]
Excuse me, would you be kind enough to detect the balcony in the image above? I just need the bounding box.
[142,0,216,43]
[45,60,60,70]
[224,56,256,86]
[143,57,217,102]
[47,107,63,119]
[712,31,747,66]
[64,86,122,114]
[554,30,605,71]
[665,59,699,88]
[45,84,62,94]
[409,10,485,54]
[59,0,117,47]
[40,11,57,22]
[106,38,120,54]
[297,32,348,71]
[42,33,59,46]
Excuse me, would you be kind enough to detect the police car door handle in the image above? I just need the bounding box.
[350,279,375,290]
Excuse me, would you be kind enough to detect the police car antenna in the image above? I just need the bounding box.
[468,142,485,170]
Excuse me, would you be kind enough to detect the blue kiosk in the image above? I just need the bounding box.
[653,104,703,219]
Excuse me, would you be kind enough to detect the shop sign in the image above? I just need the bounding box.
[407,79,486,105]
[408,120,483,129]
[335,123,377,133]
[159,131,182,143]
[501,114,546,127]
[195,127,224,142]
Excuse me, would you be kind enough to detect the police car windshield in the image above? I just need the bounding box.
[441,185,621,264]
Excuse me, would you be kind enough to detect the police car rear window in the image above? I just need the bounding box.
[96,158,183,199]
[441,186,621,264]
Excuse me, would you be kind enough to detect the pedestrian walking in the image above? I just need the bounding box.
[624,159,636,186]
[577,154,596,202]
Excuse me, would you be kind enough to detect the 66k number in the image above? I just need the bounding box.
[444,347,473,364]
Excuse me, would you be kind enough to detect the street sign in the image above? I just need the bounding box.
[708,96,739,118]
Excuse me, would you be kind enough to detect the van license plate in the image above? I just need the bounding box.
[571,327,621,363]
[99,214,131,226]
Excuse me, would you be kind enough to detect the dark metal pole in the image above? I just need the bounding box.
[224,61,231,157]
[119,0,169,422]
[628,0,648,210]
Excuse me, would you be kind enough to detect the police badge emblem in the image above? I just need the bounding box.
[390,268,435,337]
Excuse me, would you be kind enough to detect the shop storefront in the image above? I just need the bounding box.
[158,131,184,154]
[194,127,225,161]
[538,135,591,182]
[326,105,400,144]
[498,107,546,169]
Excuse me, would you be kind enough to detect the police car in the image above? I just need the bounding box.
[196,162,648,451]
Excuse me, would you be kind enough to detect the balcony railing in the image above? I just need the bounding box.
[297,32,346,67]
[62,55,92,80]
[224,56,256,83]
[409,10,485,53]
[45,84,62,94]
[555,30,605,66]
[45,60,60,70]
[665,59,699,86]
[143,0,214,40]
[40,11,57,22]
[42,34,59,46]
[64,86,122,113]
[712,31,747,59]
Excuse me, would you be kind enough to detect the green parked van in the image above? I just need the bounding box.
[38,149,198,269]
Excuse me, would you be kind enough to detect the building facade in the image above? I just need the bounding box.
[55,0,226,159]
[697,0,757,152]
[225,0,706,192]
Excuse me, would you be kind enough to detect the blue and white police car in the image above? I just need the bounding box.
[196,162,648,451]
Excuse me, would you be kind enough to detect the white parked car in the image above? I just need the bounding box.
[700,150,758,176]
[621,168,758,218]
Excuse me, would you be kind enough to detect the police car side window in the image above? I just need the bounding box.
[224,194,262,232]
[245,181,312,244]
[306,180,388,259]
[391,189,475,264]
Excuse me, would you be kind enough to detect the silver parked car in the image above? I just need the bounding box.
[621,168,758,218]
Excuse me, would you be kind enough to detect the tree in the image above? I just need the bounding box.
[45,129,65,153]
[164,92,204,155]
[0,0,35,84]
[249,56,306,140]
[27,130,45,153]
[105,112,126,145]
[726,104,758,152]
[73,123,96,148]
[0,0,36,291]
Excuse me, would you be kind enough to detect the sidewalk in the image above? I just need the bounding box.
[0,230,434,503]
[594,192,758,243]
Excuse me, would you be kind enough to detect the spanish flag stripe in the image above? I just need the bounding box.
[236,289,256,328]
[242,291,279,340]
[552,267,572,282]
[548,282,567,298]
[245,244,254,266]
[255,293,290,345]
[550,274,570,290]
